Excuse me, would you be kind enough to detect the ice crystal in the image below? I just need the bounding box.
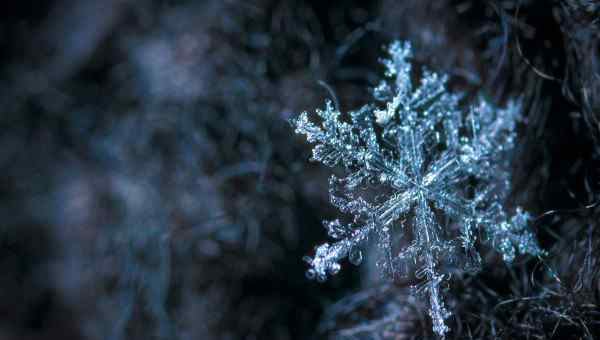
[291,41,544,337]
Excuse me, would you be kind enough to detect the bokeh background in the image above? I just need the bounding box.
[0,1,598,339]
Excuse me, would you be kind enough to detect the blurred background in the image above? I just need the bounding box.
[0,0,598,339]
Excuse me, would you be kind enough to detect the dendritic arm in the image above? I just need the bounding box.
[304,221,373,282]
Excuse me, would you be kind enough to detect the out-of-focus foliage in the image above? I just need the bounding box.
[0,1,376,339]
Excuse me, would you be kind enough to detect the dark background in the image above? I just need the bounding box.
[0,1,598,339]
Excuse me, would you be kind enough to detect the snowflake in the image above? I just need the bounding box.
[291,41,544,337]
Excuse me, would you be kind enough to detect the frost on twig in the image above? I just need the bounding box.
[291,41,544,337]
